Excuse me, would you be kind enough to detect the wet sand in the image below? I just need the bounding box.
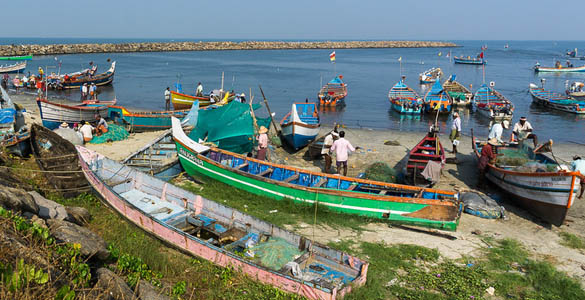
[11,90,585,283]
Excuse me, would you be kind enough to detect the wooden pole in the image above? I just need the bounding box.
[259,85,280,135]
[249,87,259,133]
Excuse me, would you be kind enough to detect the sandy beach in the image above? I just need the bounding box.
[11,90,585,283]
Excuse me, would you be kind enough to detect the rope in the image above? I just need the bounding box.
[0,165,85,173]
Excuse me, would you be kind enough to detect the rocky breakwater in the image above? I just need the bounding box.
[0,40,457,56]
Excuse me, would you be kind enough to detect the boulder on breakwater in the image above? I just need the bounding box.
[0,40,457,56]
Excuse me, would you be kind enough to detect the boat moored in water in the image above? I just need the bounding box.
[388,78,423,114]
[443,75,473,107]
[37,97,115,130]
[473,84,514,121]
[419,67,442,84]
[529,83,585,114]
[0,61,26,74]
[318,76,347,106]
[423,80,451,114]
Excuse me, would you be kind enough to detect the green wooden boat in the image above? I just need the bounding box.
[171,118,462,231]
[0,55,33,61]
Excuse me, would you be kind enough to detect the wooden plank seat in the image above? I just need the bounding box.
[258,168,273,177]
[284,174,299,183]
[235,163,249,170]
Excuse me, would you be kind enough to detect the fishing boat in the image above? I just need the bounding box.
[37,98,115,130]
[0,55,33,60]
[453,56,486,65]
[172,117,462,231]
[77,146,368,300]
[0,86,30,157]
[280,102,320,149]
[443,75,473,107]
[419,67,442,84]
[0,61,26,74]
[423,80,451,114]
[566,82,585,100]
[529,83,585,114]
[534,63,585,73]
[472,132,583,226]
[31,124,90,198]
[407,129,445,186]
[473,84,514,120]
[46,61,116,89]
[107,105,193,132]
[388,78,423,114]
[171,89,236,110]
[318,76,347,106]
[121,129,185,181]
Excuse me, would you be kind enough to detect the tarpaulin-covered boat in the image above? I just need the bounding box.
[280,102,320,149]
[172,117,462,231]
[77,146,369,300]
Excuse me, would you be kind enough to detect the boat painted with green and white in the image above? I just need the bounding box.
[0,55,33,60]
[171,117,462,231]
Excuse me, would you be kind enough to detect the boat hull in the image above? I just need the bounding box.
[529,88,585,114]
[77,146,369,300]
[453,58,485,65]
[171,91,234,110]
[424,102,451,114]
[2,131,31,157]
[475,106,514,120]
[281,123,319,149]
[0,61,26,74]
[108,106,190,132]
[37,99,111,130]
[391,102,422,114]
[175,143,460,231]
[535,65,585,73]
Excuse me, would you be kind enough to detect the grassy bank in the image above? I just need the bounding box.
[3,156,585,299]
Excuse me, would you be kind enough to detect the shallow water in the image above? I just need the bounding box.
[5,39,585,143]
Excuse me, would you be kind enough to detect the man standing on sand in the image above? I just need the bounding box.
[449,112,461,154]
[330,131,356,176]
[256,126,269,161]
[164,87,171,110]
[321,126,339,173]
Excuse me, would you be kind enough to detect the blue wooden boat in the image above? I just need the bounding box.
[121,129,184,181]
[388,79,422,114]
[473,84,514,121]
[77,146,369,299]
[424,80,451,114]
[529,83,585,114]
[280,102,320,149]
[453,56,486,65]
[108,105,193,132]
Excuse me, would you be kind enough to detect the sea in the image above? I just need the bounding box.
[2,38,585,143]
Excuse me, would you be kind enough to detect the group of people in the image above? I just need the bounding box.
[62,114,109,143]
[80,83,98,100]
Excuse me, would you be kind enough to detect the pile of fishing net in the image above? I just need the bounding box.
[364,162,397,183]
[89,124,129,144]
[249,237,304,270]
[461,192,505,219]
[496,148,557,172]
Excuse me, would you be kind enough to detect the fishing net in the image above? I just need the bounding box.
[364,162,397,183]
[496,146,557,172]
[250,237,304,270]
[188,101,271,154]
[89,124,129,144]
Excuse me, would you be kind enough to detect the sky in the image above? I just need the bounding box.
[1,0,582,41]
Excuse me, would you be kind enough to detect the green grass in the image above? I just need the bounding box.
[176,178,381,232]
[560,232,585,250]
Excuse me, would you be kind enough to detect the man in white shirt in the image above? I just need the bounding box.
[449,112,461,154]
[488,120,509,144]
[513,117,538,147]
[81,83,88,100]
[164,87,171,110]
[330,131,357,176]
[79,120,94,143]
[196,82,203,97]
[321,127,339,173]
